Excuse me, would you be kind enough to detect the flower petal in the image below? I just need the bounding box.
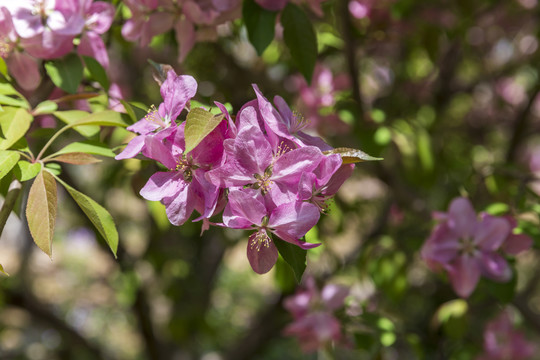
[447,255,481,298]
[475,215,511,251]
[447,197,477,237]
[247,230,278,274]
[480,252,512,282]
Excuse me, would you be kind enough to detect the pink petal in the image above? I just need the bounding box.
[321,284,349,311]
[115,135,145,160]
[270,201,320,242]
[78,31,109,68]
[447,255,481,298]
[480,252,512,282]
[502,233,533,255]
[6,52,40,91]
[163,182,195,226]
[272,146,323,184]
[140,171,185,201]
[475,215,511,251]
[247,230,278,274]
[86,2,115,34]
[447,197,477,237]
[224,188,267,227]
[174,17,196,63]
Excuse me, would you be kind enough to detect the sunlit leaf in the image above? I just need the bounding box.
[70,110,126,128]
[44,53,84,94]
[56,177,118,257]
[281,3,318,82]
[323,147,383,163]
[184,107,224,154]
[51,140,115,158]
[14,160,41,181]
[53,110,100,137]
[26,170,57,257]
[274,238,307,283]
[0,107,33,150]
[0,150,20,181]
[52,152,102,165]
[33,100,58,115]
[243,0,277,55]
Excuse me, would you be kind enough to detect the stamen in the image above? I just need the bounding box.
[291,111,310,133]
[250,230,271,252]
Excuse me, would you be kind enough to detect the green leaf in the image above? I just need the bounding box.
[45,163,61,176]
[0,94,29,108]
[281,3,318,82]
[14,161,41,181]
[243,0,277,55]
[56,177,118,257]
[274,238,307,283]
[323,147,384,164]
[0,58,8,78]
[0,107,33,150]
[184,108,224,154]
[51,140,115,158]
[0,150,20,180]
[0,263,8,276]
[26,170,57,257]
[33,100,58,115]
[70,110,126,128]
[53,110,100,137]
[44,54,84,94]
[51,152,102,165]
[83,56,110,91]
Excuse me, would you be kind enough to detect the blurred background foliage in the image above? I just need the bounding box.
[2,0,540,359]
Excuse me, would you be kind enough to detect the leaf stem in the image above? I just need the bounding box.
[0,179,22,237]
[35,124,74,161]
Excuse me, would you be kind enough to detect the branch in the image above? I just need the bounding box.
[505,81,540,163]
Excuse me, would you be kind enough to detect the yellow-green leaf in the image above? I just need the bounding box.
[0,263,8,276]
[184,108,224,154]
[14,160,41,181]
[53,110,100,137]
[323,147,384,164]
[51,140,115,158]
[33,100,58,115]
[0,150,20,180]
[56,178,118,257]
[26,170,57,257]
[0,107,32,150]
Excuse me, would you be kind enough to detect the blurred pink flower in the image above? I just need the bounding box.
[476,310,536,360]
[421,197,531,298]
[349,0,370,19]
[293,63,351,135]
[284,277,349,352]
[256,0,325,16]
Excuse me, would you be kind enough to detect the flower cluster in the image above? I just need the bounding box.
[0,0,114,90]
[283,277,349,352]
[421,197,532,298]
[476,309,536,360]
[121,0,241,62]
[116,70,355,274]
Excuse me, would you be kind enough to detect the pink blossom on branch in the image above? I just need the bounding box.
[421,197,532,298]
[284,277,349,352]
[476,309,536,360]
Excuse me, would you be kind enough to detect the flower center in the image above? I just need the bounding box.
[250,229,271,252]
[290,111,310,133]
[176,154,193,182]
[145,105,168,128]
[459,237,478,256]
[252,165,274,194]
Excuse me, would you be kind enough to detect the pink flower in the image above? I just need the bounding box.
[116,70,197,160]
[421,197,514,298]
[476,310,536,360]
[294,63,351,134]
[348,0,370,19]
[284,277,349,352]
[139,120,226,226]
[222,188,320,274]
[76,0,115,68]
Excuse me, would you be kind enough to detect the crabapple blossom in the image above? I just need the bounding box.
[420,197,532,298]
[476,310,536,360]
[283,277,349,352]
